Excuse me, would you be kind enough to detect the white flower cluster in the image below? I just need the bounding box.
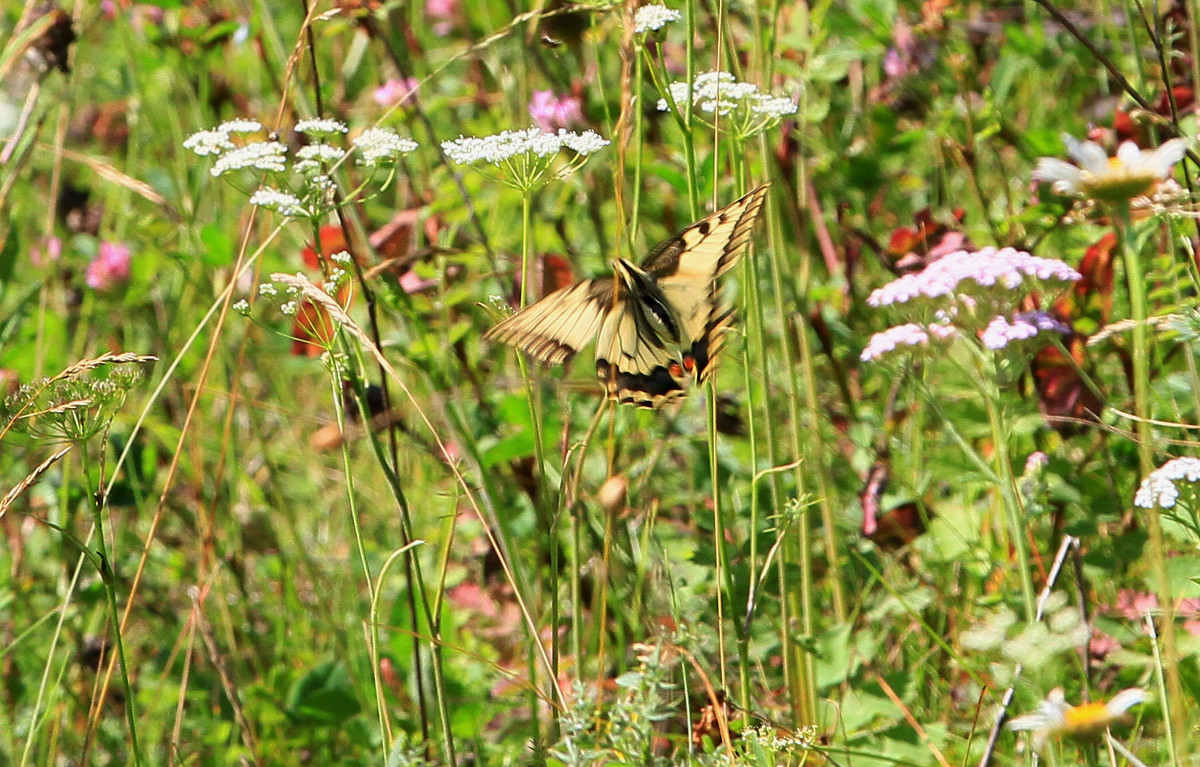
[295,118,349,136]
[353,127,419,166]
[218,119,263,134]
[210,141,288,176]
[441,127,609,165]
[249,187,305,216]
[657,71,798,120]
[633,4,681,34]
[296,143,346,164]
[182,130,234,156]
[1134,456,1200,508]
[185,118,419,217]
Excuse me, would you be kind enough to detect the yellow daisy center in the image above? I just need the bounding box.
[1063,701,1117,733]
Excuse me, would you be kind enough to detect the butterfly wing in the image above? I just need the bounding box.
[595,290,686,408]
[484,279,613,365]
[641,184,770,381]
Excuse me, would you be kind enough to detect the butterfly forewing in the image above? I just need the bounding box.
[483,279,612,365]
[647,185,770,381]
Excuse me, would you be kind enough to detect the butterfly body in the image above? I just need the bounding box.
[486,184,770,408]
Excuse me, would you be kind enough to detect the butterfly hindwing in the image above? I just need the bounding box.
[595,293,686,407]
[483,278,612,365]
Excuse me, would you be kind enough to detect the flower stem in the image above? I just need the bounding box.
[977,352,1037,623]
[1116,202,1183,745]
[82,444,144,767]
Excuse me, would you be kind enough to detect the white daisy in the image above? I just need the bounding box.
[1008,688,1148,752]
[1034,134,1187,202]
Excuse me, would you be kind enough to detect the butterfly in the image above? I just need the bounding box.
[485,184,770,408]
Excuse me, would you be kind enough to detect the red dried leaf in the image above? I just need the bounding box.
[301,225,350,270]
[1031,333,1103,432]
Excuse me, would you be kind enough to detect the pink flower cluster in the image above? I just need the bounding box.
[860,321,957,361]
[86,241,132,290]
[867,247,1080,309]
[861,247,1080,362]
[529,90,583,133]
[1090,589,1200,659]
[981,312,1069,350]
[373,77,418,108]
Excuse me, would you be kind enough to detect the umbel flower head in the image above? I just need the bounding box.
[1008,687,1148,752]
[2,353,156,444]
[1134,456,1200,508]
[657,71,796,138]
[183,118,418,218]
[1033,133,1187,203]
[441,127,609,191]
[633,3,681,34]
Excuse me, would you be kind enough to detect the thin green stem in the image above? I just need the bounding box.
[976,350,1037,623]
[1117,202,1184,743]
[326,361,390,757]
[82,444,144,767]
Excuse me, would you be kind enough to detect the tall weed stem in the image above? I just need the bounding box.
[81,445,144,767]
[1117,203,1183,737]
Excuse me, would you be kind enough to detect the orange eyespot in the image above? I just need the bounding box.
[682,355,696,372]
[669,362,684,377]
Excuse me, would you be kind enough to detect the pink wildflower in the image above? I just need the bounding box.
[867,247,1080,309]
[30,236,62,267]
[980,311,1069,350]
[1088,630,1120,659]
[1024,451,1049,474]
[529,90,584,132]
[425,0,457,35]
[1113,589,1158,620]
[373,77,419,108]
[860,321,957,362]
[85,241,131,290]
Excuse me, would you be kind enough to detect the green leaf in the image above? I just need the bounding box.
[0,229,17,288]
[200,224,234,267]
[286,660,360,726]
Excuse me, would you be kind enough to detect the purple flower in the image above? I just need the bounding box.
[980,311,1069,350]
[867,247,1080,309]
[86,241,132,290]
[860,322,957,362]
[373,77,418,108]
[529,90,583,132]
